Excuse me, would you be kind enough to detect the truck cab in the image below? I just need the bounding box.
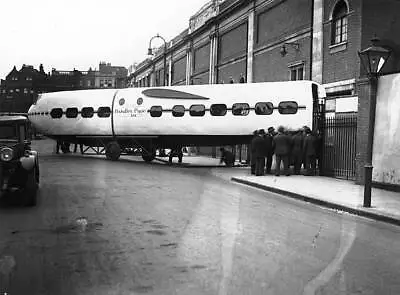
[0,113,40,206]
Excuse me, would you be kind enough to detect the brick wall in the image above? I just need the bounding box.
[361,0,400,75]
[322,0,362,84]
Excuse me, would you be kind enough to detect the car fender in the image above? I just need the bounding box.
[20,154,36,171]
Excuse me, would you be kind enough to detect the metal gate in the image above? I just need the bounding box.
[320,113,357,180]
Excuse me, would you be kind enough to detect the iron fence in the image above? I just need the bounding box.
[320,113,357,180]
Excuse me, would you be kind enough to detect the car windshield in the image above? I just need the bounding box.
[0,124,17,139]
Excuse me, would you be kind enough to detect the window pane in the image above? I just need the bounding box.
[150,106,162,117]
[81,107,94,118]
[255,102,273,115]
[98,106,111,118]
[210,104,227,116]
[278,101,298,114]
[172,105,185,117]
[66,107,78,118]
[298,68,304,80]
[189,104,205,116]
[232,103,250,116]
[291,69,297,81]
[50,108,63,119]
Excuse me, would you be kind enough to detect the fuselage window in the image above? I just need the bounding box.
[255,102,274,115]
[66,107,79,118]
[172,105,185,117]
[189,104,205,117]
[81,107,94,118]
[278,101,298,114]
[232,103,250,116]
[98,106,111,118]
[150,106,163,117]
[210,104,227,116]
[50,108,63,119]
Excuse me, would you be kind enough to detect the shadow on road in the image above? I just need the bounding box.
[40,153,246,169]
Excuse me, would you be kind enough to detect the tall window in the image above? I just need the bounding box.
[332,1,348,45]
[289,63,304,81]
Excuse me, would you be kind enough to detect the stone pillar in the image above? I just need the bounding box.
[312,0,323,83]
[247,4,255,83]
[355,77,378,185]
[168,55,172,86]
[209,27,218,84]
[186,43,192,85]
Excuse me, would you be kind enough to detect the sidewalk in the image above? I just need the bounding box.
[172,155,400,226]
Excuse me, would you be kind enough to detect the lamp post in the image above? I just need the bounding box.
[357,37,391,207]
[148,34,167,86]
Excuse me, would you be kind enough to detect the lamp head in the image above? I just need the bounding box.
[358,36,391,76]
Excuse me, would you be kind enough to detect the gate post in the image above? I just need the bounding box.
[355,77,377,185]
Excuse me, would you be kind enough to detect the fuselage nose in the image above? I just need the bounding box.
[28,104,35,115]
[27,102,41,132]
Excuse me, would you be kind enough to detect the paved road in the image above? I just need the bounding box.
[0,140,399,294]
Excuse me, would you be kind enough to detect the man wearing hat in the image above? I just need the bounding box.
[264,127,276,174]
[253,129,266,176]
[303,127,318,175]
[250,130,259,174]
[272,126,292,176]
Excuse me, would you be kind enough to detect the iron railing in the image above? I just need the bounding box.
[320,113,357,180]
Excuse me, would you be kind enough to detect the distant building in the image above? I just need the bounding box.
[0,64,47,113]
[0,62,128,113]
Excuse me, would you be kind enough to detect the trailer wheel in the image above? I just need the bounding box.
[142,148,156,162]
[106,141,121,161]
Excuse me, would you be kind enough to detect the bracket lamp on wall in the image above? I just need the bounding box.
[280,42,300,56]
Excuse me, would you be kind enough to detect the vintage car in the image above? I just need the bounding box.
[0,113,40,206]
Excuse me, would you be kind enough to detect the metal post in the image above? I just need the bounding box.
[163,44,167,86]
[363,75,378,207]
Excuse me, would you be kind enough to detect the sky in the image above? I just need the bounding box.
[0,0,209,79]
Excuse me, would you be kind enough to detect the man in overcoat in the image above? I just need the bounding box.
[303,127,318,175]
[250,130,259,175]
[253,129,266,176]
[291,129,304,175]
[272,126,292,176]
[264,127,275,174]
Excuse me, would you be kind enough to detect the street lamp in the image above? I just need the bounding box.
[357,36,391,207]
[148,34,167,86]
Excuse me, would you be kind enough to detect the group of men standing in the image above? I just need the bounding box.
[250,126,319,176]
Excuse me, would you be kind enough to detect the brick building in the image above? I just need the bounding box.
[130,0,400,110]
[0,62,128,113]
[128,0,400,183]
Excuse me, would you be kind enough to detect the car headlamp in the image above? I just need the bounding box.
[0,147,14,162]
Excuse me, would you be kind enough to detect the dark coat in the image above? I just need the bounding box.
[303,134,318,156]
[221,149,235,165]
[291,133,304,156]
[263,134,274,154]
[252,135,266,157]
[273,133,292,156]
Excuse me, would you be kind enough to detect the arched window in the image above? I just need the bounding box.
[331,1,348,45]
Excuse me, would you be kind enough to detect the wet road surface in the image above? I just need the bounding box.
[0,141,400,295]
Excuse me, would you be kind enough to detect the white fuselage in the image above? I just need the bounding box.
[28,81,325,143]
